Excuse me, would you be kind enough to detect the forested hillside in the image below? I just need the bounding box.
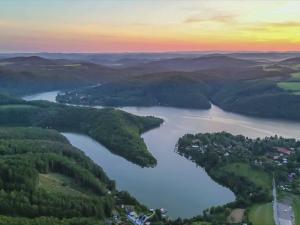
[57,55,300,121]
[57,72,211,109]
[0,56,123,95]
[0,127,114,224]
[0,94,163,167]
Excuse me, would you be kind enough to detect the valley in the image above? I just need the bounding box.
[1,52,300,225]
[2,1,300,224]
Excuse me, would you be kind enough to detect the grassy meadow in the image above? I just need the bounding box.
[248,203,275,225]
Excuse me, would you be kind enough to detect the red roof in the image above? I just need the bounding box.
[275,147,292,155]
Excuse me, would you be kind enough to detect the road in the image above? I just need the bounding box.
[273,179,295,225]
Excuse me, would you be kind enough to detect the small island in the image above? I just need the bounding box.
[177,132,300,225]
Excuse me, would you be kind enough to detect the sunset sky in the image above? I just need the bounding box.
[1,0,300,52]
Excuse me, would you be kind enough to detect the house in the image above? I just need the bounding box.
[160,208,167,214]
[275,147,293,155]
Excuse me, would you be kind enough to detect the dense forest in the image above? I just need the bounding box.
[0,56,137,95]
[212,77,300,121]
[2,54,300,121]
[0,127,115,224]
[55,55,300,121]
[57,72,211,109]
[0,94,163,167]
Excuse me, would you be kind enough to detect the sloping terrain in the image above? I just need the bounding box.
[2,54,300,121]
[0,56,124,95]
[58,72,211,109]
[136,54,259,72]
[0,127,113,224]
[0,94,163,167]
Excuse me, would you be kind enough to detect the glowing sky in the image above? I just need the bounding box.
[1,0,300,52]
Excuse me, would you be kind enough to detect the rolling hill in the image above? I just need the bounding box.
[135,55,259,72]
[0,56,127,95]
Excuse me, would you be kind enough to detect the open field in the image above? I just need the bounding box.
[291,194,300,225]
[291,72,300,80]
[64,64,82,67]
[0,104,38,109]
[38,173,87,197]
[227,208,245,223]
[277,82,300,92]
[192,222,211,225]
[222,163,272,190]
[248,203,275,225]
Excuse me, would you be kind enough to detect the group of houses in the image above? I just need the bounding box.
[124,205,156,225]
[270,147,294,166]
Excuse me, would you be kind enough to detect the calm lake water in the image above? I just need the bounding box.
[23,91,300,218]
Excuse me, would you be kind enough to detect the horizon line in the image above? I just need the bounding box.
[1,50,300,55]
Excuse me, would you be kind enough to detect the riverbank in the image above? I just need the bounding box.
[4,93,164,167]
[177,132,300,224]
[23,91,300,219]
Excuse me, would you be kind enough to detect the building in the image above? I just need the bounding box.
[275,147,293,156]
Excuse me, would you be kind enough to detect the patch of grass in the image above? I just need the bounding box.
[248,202,275,225]
[291,194,300,225]
[38,173,87,197]
[291,72,300,80]
[227,208,245,224]
[64,64,82,67]
[263,65,282,72]
[277,82,300,92]
[0,104,38,109]
[292,64,300,70]
[192,222,211,225]
[222,163,272,190]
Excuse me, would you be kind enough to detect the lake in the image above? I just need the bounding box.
[23,91,300,218]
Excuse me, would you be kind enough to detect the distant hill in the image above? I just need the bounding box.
[277,57,300,65]
[57,60,300,121]
[1,56,56,64]
[57,72,211,109]
[229,52,300,62]
[0,56,129,95]
[136,55,259,72]
[2,53,300,121]
[0,55,259,95]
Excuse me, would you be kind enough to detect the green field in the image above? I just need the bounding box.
[291,72,300,80]
[292,194,300,225]
[222,163,272,190]
[0,104,38,109]
[248,203,275,225]
[38,173,87,197]
[192,222,211,225]
[277,82,300,93]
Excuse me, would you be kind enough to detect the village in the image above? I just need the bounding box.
[106,204,167,225]
[178,133,300,194]
[176,132,300,225]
